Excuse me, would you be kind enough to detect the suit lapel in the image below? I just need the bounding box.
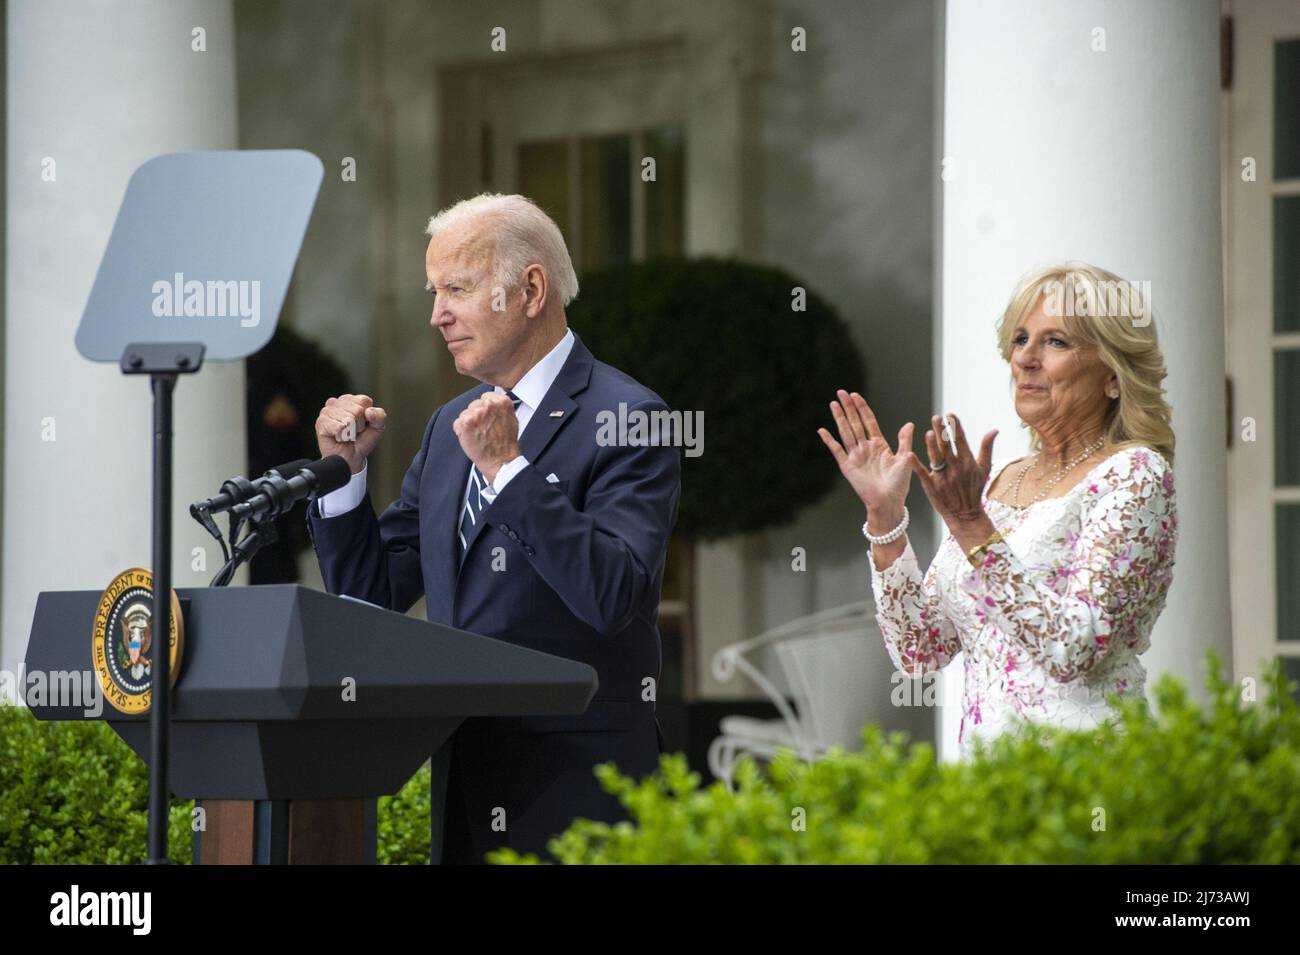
[517,391,578,463]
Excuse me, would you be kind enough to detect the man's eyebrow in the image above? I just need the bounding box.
[425,274,474,291]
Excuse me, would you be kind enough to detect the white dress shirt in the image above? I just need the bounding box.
[317,329,576,518]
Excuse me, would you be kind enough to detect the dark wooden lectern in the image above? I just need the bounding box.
[25,584,598,864]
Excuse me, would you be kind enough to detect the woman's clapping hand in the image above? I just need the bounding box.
[816,390,915,516]
[819,395,1000,547]
[910,413,998,528]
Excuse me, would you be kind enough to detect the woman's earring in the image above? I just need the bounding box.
[1106,386,1119,399]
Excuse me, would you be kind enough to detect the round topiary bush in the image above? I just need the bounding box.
[569,257,866,540]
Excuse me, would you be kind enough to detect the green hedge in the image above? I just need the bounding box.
[0,707,431,864]
[490,651,1300,864]
[0,707,193,864]
[5,652,1297,864]
[377,764,431,865]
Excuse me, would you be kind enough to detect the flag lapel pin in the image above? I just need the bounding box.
[549,410,564,417]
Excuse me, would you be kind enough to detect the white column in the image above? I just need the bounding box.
[4,0,244,686]
[686,1,769,698]
[938,0,1228,759]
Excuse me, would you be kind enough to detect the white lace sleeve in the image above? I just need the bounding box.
[870,538,963,677]
[961,448,1177,683]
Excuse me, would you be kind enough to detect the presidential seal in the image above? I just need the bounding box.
[92,568,184,714]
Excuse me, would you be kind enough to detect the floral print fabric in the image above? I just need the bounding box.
[869,446,1178,758]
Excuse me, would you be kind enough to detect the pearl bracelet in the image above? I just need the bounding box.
[862,506,909,545]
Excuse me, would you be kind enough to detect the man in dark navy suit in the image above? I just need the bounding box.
[306,193,680,863]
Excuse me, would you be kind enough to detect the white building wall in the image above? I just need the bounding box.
[3,0,246,684]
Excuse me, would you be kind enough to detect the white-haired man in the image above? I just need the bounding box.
[307,194,681,863]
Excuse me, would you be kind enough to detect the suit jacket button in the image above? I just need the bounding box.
[524,546,535,556]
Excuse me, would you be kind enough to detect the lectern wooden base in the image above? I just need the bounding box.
[196,798,376,864]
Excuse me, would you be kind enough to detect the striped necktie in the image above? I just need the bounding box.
[458,390,522,554]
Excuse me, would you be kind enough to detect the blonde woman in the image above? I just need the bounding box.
[818,263,1178,757]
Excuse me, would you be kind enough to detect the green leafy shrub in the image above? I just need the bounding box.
[490,652,1300,864]
[0,705,432,864]
[8,652,1296,865]
[0,706,193,864]
[377,763,431,864]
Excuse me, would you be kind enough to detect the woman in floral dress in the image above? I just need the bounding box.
[818,263,1178,757]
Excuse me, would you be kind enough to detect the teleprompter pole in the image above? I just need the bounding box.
[122,343,204,864]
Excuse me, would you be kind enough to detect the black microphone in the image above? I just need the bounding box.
[190,458,313,518]
[230,455,353,523]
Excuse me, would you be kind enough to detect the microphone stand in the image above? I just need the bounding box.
[209,517,278,588]
[198,459,342,586]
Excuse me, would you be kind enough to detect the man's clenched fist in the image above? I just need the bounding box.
[453,392,520,484]
[316,394,387,474]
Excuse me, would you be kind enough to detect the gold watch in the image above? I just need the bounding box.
[966,529,1004,567]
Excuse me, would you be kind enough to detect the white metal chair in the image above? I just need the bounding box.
[707,600,887,787]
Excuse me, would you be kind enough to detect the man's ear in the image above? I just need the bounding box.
[522,264,549,319]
